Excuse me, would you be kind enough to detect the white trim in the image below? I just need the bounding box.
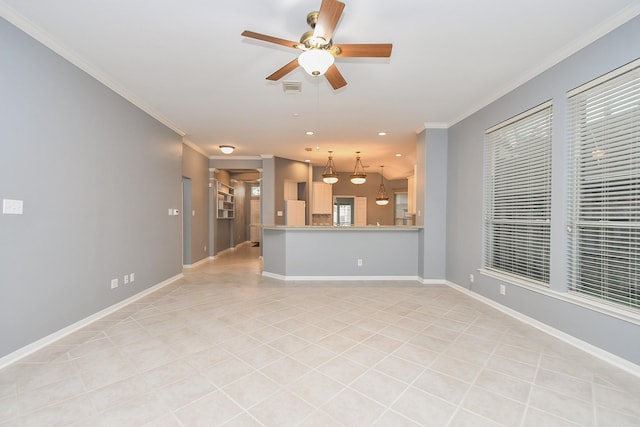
[0,3,186,137]
[567,57,640,97]
[261,272,420,282]
[0,273,184,370]
[485,100,553,133]
[209,155,264,161]
[183,257,211,269]
[420,279,448,285]
[479,268,640,326]
[445,280,640,378]
[449,3,640,127]
[423,122,449,130]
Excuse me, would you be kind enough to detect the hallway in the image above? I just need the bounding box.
[1,243,639,426]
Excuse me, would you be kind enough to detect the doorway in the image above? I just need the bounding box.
[334,197,354,226]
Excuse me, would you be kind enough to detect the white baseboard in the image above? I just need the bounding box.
[445,280,640,378]
[420,278,448,285]
[0,273,184,369]
[261,272,420,282]
[183,257,211,269]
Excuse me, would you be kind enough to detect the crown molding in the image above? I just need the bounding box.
[182,138,208,157]
[423,122,449,129]
[209,155,263,160]
[1,3,186,137]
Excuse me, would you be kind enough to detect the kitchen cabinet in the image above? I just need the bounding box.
[312,182,333,214]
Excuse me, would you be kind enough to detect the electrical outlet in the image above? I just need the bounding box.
[500,284,506,295]
[469,274,474,283]
[130,273,135,282]
[124,275,129,284]
[111,278,118,289]
[357,259,363,267]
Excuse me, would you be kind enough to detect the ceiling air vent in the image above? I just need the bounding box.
[283,81,302,93]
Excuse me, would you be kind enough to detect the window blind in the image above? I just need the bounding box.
[567,60,640,311]
[484,102,553,285]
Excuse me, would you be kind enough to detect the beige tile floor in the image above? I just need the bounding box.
[1,243,639,426]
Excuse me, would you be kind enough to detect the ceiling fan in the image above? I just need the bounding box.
[241,0,392,90]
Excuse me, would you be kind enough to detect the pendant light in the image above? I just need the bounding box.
[322,151,339,184]
[376,166,390,205]
[350,152,367,184]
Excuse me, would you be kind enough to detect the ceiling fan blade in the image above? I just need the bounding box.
[325,64,347,90]
[313,0,345,43]
[241,30,299,49]
[336,43,393,57]
[266,58,300,81]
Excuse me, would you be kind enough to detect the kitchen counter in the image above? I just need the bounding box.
[262,225,422,280]
[262,225,421,231]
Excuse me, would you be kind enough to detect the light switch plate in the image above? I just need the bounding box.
[3,199,23,215]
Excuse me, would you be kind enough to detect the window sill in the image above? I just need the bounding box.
[479,269,640,326]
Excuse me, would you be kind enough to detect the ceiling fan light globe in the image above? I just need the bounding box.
[298,49,334,76]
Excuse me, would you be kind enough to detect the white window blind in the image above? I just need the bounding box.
[567,60,640,311]
[484,102,553,285]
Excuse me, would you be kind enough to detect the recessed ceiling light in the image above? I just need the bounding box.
[378,132,387,136]
[292,113,300,117]
[306,131,314,136]
[395,153,402,157]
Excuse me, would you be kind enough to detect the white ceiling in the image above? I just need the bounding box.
[2,0,639,179]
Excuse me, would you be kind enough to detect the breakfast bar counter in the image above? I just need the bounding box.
[262,225,422,280]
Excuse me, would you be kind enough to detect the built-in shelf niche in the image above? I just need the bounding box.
[216,181,235,219]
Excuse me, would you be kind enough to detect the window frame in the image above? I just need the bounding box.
[483,101,553,287]
[566,59,640,313]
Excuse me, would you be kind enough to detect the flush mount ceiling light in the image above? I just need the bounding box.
[375,166,390,206]
[298,49,335,76]
[322,151,339,184]
[219,145,235,154]
[350,151,367,184]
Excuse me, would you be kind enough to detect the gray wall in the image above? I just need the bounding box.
[445,16,640,364]
[182,144,210,264]
[422,128,448,281]
[0,18,183,358]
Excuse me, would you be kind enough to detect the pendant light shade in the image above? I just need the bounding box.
[375,166,390,206]
[322,151,339,184]
[350,152,367,184]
